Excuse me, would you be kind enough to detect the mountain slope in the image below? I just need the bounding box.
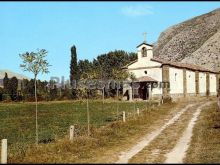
[0,69,29,80]
[153,8,220,72]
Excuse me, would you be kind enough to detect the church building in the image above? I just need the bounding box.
[122,38,219,101]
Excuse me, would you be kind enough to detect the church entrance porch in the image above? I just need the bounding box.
[138,82,150,100]
[131,76,158,101]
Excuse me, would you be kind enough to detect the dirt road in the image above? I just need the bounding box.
[115,100,214,163]
[164,101,213,163]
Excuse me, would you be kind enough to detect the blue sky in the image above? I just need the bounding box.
[0,2,220,81]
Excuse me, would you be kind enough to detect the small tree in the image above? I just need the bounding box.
[0,87,3,101]
[3,72,9,94]
[19,49,50,144]
[8,76,18,101]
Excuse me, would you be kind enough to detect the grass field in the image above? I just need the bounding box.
[0,100,156,147]
[4,100,175,163]
[2,98,218,163]
[184,103,220,163]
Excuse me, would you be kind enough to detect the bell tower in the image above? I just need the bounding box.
[137,33,153,61]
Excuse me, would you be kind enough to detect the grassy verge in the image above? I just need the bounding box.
[184,103,220,163]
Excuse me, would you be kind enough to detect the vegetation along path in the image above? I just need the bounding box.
[115,100,214,163]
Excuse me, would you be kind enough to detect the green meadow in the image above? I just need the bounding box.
[0,100,155,146]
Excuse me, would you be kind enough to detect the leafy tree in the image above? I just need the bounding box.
[78,59,93,79]
[58,86,72,100]
[19,49,50,145]
[74,50,137,99]
[3,72,9,94]
[21,79,35,101]
[94,50,137,97]
[94,50,137,80]
[0,87,3,101]
[8,76,18,101]
[50,85,58,101]
[37,80,49,101]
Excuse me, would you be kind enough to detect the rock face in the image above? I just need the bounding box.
[153,8,220,72]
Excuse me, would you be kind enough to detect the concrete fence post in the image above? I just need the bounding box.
[123,111,126,122]
[1,139,7,164]
[137,108,140,116]
[70,125,75,141]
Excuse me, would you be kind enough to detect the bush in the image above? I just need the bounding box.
[0,87,3,101]
[163,95,172,103]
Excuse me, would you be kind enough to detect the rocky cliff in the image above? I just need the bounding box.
[153,8,220,72]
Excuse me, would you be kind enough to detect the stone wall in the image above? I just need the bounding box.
[162,64,170,97]
[195,71,199,96]
[206,72,210,96]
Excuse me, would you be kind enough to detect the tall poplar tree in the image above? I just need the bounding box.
[70,45,78,98]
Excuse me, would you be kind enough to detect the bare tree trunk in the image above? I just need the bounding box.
[34,75,38,145]
[117,86,119,120]
[102,88,104,111]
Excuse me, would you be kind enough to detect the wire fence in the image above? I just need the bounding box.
[0,99,159,157]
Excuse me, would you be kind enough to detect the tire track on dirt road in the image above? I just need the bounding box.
[116,103,197,163]
[129,103,199,163]
[164,101,213,163]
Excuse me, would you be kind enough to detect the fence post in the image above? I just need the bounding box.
[70,125,75,141]
[1,139,7,164]
[123,111,126,122]
[137,108,140,116]
[152,104,155,109]
[218,93,220,111]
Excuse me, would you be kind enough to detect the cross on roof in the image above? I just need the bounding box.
[143,32,147,43]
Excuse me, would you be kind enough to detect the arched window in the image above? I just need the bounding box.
[175,73,177,81]
[141,47,147,57]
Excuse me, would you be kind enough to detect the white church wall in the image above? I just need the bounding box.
[128,59,161,69]
[186,70,196,94]
[199,72,206,94]
[152,86,162,95]
[128,68,162,95]
[209,73,217,95]
[169,67,183,94]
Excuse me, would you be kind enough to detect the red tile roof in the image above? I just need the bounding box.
[151,57,217,73]
[136,42,153,48]
[122,60,138,69]
[134,76,157,82]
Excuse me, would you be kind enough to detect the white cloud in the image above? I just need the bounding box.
[121,5,154,17]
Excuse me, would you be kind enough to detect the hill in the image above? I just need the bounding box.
[0,69,29,87]
[153,8,220,72]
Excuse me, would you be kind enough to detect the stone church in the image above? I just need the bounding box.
[122,40,219,101]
